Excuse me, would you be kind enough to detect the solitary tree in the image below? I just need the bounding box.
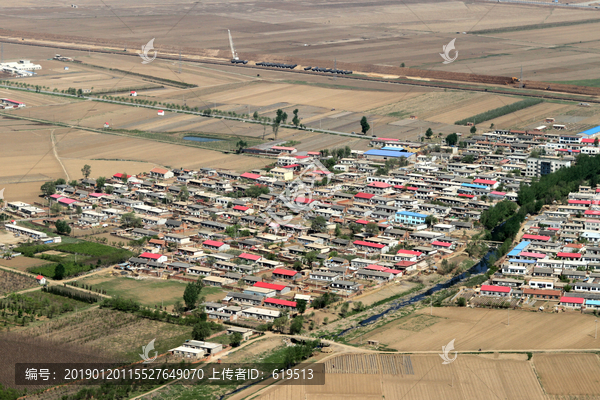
[178,186,189,201]
[296,299,307,314]
[273,316,288,333]
[81,164,92,178]
[365,222,379,236]
[121,212,142,228]
[425,128,433,139]
[236,139,248,154]
[292,109,300,126]
[360,116,370,134]
[289,316,303,335]
[425,215,438,227]
[348,222,362,234]
[445,133,458,146]
[470,125,477,134]
[55,220,71,235]
[96,176,106,191]
[311,216,327,233]
[54,264,66,280]
[230,332,243,347]
[41,181,56,196]
[192,322,212,341]
[50,203,63,216]
[183,280,204,310]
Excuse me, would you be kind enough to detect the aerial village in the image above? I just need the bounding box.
[4,124,600,343]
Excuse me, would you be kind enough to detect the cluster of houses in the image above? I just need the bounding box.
[473,184,600,311]
[5,123,600,318]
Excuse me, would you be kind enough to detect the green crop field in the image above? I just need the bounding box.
[78,275,224,308]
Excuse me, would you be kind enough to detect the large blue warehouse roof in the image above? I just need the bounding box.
[364,149,414,158]
[579,126,600,136]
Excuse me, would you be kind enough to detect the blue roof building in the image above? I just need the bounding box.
[507,241,530,257]
[461,183,488,190]
[395,210,427,225]
[364,149,415,159]
[579,126,600,136]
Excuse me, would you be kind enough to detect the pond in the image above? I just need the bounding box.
[183,136,222,143]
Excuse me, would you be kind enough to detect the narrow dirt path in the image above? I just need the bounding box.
[50,129,70,181]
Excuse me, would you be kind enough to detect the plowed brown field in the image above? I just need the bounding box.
[254,354,545,400]
[534,353,600,395]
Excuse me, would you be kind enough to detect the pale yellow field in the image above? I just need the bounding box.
[255,354,546,400]
[533,353,600,395]
[363,307,600,351]
[486,102,573,129]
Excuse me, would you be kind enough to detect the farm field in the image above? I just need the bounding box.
[22,307,193,362]
[0,119,272,203]
[359,307,600,351]
[533,353,600,395]
[78,274,225,308]
[0,269,38,296]
[254,353,545,400]
[352,281,418,307]
[2,0,600,84]
[0,289,99,332]
[0,256,54,273]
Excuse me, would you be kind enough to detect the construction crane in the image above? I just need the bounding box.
[228,29,238,61]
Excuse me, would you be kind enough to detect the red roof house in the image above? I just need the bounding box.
[240,172,261,180]
[239,252,261,262]
[264,297,297,308]
[522,234,551,242]
[354,192,375,200]
[480,285,511,296]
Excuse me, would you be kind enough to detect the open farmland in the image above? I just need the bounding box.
[357,307,600,351]
[78,274,224,308]
[0,269,38,296]
[0,256,54,273]
[0,333,114,392]
[2,0,600,84]
[0,117,273,203]
[254,354,545,400]
[22,307,192,362]
[533,353,600,395]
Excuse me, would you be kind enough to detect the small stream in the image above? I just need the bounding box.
[335,249,495,337]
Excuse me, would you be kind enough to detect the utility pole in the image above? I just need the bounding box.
[596,319,598,339]
[520,65,523,88]
[507,307,510,326]
[1,43,3,63]
[178,50,182,74]
[334,58,337,81]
